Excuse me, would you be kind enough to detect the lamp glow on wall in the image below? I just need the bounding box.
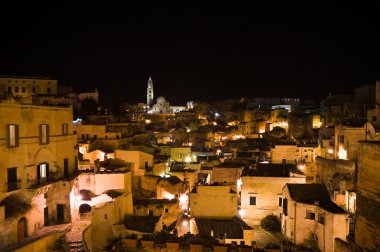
[298,164,305,171]
[237,178,242,193]
[338,145,347,159]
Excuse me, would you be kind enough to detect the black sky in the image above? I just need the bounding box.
[0,2,378,105]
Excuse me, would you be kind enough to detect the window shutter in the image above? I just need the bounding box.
[46,125,50,144]
[37,165,41,183]
[46,163,50,180]
[39,124,42,145]
[6,124,10,147]
[15,125,19,147]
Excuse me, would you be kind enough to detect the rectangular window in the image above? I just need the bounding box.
[15,87,19,93]
[64,158,69,178]
[7,167,18,191]
[318,213,324,224]
[47,88,51,94]
[62,123,68,135]
[306,210,315,220]
[373,116,377,122]
[283,198,288,216]
[279,198,282,207]
[40,163,47,178]
[32,87,36,93]
[339,135,344,144]
[7,86,11,93]
[249,196,256,205]
[22,87,26,93]
[37,162,49,184]
[40,124,49,145]
[7,124,19,147]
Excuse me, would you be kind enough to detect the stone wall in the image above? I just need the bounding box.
[316,156,355,197]
[355,141,380,251]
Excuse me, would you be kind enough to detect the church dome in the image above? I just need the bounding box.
[157,96,166,105]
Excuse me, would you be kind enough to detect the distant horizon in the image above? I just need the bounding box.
[2,73,377,106]
[0,2,378,106]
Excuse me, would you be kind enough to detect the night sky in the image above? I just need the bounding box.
[0,2,378,106]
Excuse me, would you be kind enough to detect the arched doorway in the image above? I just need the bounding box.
[79,204,91,214]
[17,217,27,241]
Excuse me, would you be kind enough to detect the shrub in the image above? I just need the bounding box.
[260,214,281,232]
[126,233,138,239]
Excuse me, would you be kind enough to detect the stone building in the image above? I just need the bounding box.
[0,75,57,97]
[351,141,380,251]
[0,100,77,249]
[281,183,349,252]
[240,163,306,225]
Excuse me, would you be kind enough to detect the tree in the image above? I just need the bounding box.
[260,214,281,232]
[81,97,98,116]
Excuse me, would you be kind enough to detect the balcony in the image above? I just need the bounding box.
[26,172,60,189]
[26,171,81,189]
[7,180,21,192]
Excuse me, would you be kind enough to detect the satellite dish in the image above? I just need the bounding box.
[364,122,376,139]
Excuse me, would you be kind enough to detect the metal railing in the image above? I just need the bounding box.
[6,180,21,192]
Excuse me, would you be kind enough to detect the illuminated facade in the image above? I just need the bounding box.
[0,99,77,249]
[0,76,57,97]
[147,76,154,106]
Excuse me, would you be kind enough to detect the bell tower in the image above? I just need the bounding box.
[147,76,154,106]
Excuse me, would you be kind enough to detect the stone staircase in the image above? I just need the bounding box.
[65,240,84,252]
[60,219,90,252]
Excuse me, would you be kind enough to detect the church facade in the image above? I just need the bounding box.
[145,77,186,114]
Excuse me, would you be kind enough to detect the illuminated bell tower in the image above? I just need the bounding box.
[147,76,154,106]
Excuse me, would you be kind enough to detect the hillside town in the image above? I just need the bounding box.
[0,75,379,252]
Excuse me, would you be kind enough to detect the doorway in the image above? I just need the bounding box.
[17,217,27,241]
[57,204,65,222]
[44,207,49,225]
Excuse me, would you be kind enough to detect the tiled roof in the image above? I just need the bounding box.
[287,183,347,214]
[124,215,160,233]
[195,217,252,239]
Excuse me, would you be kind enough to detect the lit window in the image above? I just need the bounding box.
[37,162,49,184]
[40,163,47,178]
[40,124,49,145]
[8,124,19,147]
